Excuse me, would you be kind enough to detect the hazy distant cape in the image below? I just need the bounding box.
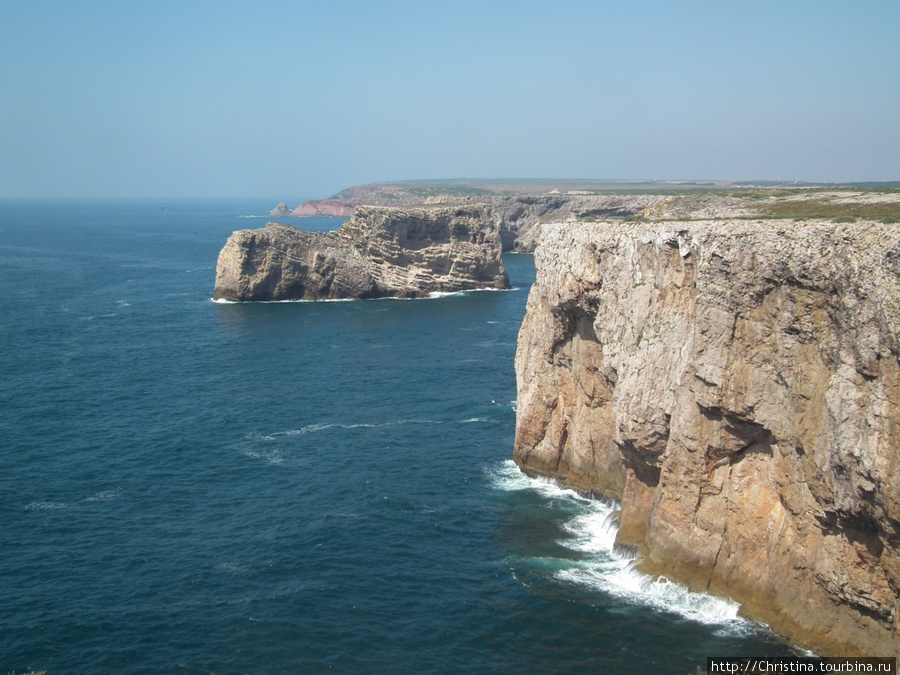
[273,178,900,223]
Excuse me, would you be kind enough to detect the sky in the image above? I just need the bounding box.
[1,0,899,199]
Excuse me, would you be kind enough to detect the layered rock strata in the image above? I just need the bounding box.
[214,205,509,301]
[272,194,671,251]
[514,219,900,656]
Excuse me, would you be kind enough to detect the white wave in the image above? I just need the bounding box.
[25,500,72,511]
[271,416,509,437]
[275,419,445,436]
[239,447,287,465]
[238,446,309,468]
[84,488,123,503]
[261,298,311,303]
[556,563,743,626]
[209,287,512,304]
[25,487,123,510]
[209,296,355,304]
[286,422,345,434]
[253,416,506,443]
[486,460,591,502]
[560,505,620,555]
[245,431,277,442]
[488,460,749,631]
[322,512,363,520]
[214,561,251,574]
[427,286,518,299]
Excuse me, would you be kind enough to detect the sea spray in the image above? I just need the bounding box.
[488,460,750,632]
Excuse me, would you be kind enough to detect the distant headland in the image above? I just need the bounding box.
[272,178,900,220]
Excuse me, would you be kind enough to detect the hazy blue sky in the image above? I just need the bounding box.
[2,0,898,198]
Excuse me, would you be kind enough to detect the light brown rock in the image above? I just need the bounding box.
[213,205,508,301]
[514,218,900,656]
[290,199,356,218]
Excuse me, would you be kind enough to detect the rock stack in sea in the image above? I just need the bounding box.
[269,202,292,217]
[213,204,509,301]
[513,218,900,656]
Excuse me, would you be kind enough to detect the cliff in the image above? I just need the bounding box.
[290,199,356,218]
[213,204,509,301]
[277,187,900,252]
[274,194,666,248]
[513,218,900,656]
[480,194,665,252]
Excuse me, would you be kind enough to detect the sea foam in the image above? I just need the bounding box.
[488,460,749,631]
[255,416,504,440]
[25,488,123,511]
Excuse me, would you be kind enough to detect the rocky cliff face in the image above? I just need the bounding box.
[481,194,666,252]
[214,205,508,301]
[514,219,900,656]
[272,194,672,249]
[290,199,357,218]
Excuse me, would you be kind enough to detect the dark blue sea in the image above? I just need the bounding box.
[0,200,799,674]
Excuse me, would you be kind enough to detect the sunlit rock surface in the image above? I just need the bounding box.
[514,218,900,656]
[214,205,509,301]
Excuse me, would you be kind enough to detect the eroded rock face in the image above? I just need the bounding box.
[213,205,508,301]
[290,199,356,217]
[271,193,672,250]
[482,194,668,252]
[514,219,900,656]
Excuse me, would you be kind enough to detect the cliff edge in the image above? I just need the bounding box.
[214,205,508,301]
[514,219,900,655]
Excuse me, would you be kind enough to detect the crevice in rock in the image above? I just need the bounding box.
[550,300,600,357]
[616,439,663,488]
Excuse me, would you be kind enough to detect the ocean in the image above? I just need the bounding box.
[0,199,799,674]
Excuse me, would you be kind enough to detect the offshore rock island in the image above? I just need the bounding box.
[217,179,900,654]
[214,204,509,301]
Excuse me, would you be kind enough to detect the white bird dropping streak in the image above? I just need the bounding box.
[489,460,748,631]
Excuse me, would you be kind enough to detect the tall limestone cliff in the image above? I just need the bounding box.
[214,205,508,301]
[514,219,900,656]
